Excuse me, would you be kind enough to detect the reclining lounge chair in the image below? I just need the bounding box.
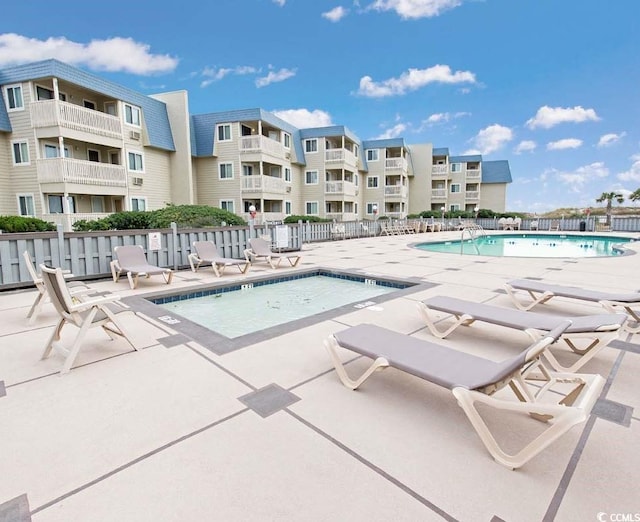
[505,279,640,333]
[110,245,174,289]
[418,295,627,372]
[325,322,604,469]
[188,241,250,277]
[243,237,301,269]
[40,265,140,374]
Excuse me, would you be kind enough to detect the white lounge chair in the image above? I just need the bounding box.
[325,322,604,469]
[110,245,174,289]
[243,237,301,269]
[418,295,627,372]
[506,279,640,333]
[188,241,250,277]
[40,265,140,374]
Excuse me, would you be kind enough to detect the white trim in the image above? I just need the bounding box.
[366,149,379,162]
[284,167,292,183]
[450,183,461,193]
[217,123,232,142]
[283,133,291,149]
[366,176,378,188]
[219,199,235,213]
[124,103,141,127]
[305,201,319,215]
[11,140,30,166]
[130,196,148,212]
[219,162,234,179]
[126,150,145,173]
[305,170,319,185]
[4,84,24,111]
[304,138,318,153]
[16,194,35,217]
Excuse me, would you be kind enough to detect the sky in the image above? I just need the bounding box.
[2,0,640,213]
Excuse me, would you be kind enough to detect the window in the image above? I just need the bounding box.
[305,139,318,153]
[104,102,117,116]
[305,201,319,215]
[355,174,359,186]
[124,104,141,126]
[284,167,291,182]
[127,151,144,172]
[242,165,253,176]
[17,195,35,216]
[450,184,461,193]
[366,202,379,215]
[451,163,462,172]
[354,145,359,158]
[6,84,24,110]
[305,170,318,184]
[219,163,233,179]
[269,166,280,177]
[220,200,235,213]
[35,85,66,101]
[91,196,105,213]
[366,149,379,162]
[285,201,292,215]
[217,124,232,142]
[44,144,70,158]
[48,195,76,214]
[450,204,460,212]
[87,149,100,162]
[12,141,29,165]
[83,100,96,110]
[367,176,378,188]
[283,133,291,148]
[131,197,147,211]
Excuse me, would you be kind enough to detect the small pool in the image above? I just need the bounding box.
[150,271,411,339]
[415,234,634,258]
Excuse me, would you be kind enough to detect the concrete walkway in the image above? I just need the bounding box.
[1,231,638,521]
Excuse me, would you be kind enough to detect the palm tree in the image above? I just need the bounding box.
[630,188,640,203]
[596,191,624,226]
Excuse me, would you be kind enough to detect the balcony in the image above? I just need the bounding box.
[385,158,408,172]
[432,189,447,199]
[325,149,357,168]
[465,191,480,200]
[240,135,285,159]
[37,158,127,187]
[30,100,122,140]
[384,185,408,198]
[432,164,448,176]
[241,175,286,194]
[325,180,357,197]
[466,168,481,180]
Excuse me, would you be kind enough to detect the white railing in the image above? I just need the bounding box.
[37,158,127,187]
[465,191,480,200]
[241,175,286,193]
[466,168,481,179]
[384,185,407,197]
[325,148,357,167]
[384,211,405,218]
[432,164,448,175]
[30,100,122,139]
[432,188,447,198]
[240,135,284,158]
[244,212,286,223]
[325,180,357,196]
[385,157,408,171]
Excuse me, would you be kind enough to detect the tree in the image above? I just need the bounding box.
[630,188,640,203]
[595,192,624,226]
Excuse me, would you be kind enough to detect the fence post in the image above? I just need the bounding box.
[56,223,66,269]
[171,222,178,270]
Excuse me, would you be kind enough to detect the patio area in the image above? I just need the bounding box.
[1,231,639,521]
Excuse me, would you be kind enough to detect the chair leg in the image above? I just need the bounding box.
[416,302,474,339]
[41,318,66,360]
[324,336,389,390]
[60,309,99,374]
[27,290,47,323]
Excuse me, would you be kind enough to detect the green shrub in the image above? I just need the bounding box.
[148,205,245,228]
[283,215,332,223]
[0,215,55,232]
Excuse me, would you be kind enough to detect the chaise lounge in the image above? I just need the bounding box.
[188,241,251,277]
[110,245,174,289]
[243,237,301,269]
[418,295,627,372]
[325,322,604,469]
[505,279,640,333]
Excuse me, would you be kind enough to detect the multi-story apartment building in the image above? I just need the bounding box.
[0,60,512,230]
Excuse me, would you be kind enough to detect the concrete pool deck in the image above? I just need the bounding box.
[1,230,639,521]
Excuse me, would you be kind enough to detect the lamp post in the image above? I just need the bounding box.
[249,204,256,236]
[474,205,479,222]
[372,204,378,233]
[441,206,446,226]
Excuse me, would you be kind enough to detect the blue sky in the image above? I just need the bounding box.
[2,0,640,213]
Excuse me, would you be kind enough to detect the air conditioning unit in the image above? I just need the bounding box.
[284,152,291,160]
[129,130,141,140]
[132,177,143,186]
[286,186,292,193]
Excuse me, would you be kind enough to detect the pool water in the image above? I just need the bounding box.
[156,275,396,338]
[415,234,633,257]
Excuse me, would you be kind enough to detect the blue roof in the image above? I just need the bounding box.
[432,147,449,156]
[482,160,512,183]
[450,154,482,163]
[0,59,175,151]
[190,108,304,162]
[361,138,407,150]
[299,125,361,144]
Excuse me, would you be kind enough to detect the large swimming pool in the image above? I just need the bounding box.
[415,234,634,258]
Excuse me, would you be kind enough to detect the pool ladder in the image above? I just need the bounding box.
[460,224,486,255]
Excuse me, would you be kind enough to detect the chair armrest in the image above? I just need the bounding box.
[69,293,121,312]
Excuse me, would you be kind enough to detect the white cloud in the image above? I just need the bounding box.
[373,123,407,139]
[367,0,462,19]
[616,154,640,182]
[273,0,286,6]
[597,132,626,148]
[546,138,583,151]
[548,162,609,193]
[466,124,513,155]
[423,111,470,125]
[514,140,537,154]
[0,33,178,74]
[272,108,333,128]
[526,105,600,129]
[356,64,476,97]
[322,6,349,21]
[255,67,296,87]
[200,65,258,87]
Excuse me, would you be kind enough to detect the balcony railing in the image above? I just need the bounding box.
[466,168,481,179]
[241,175,286,193]
[37,158,127,187]
[432,164,448,175]
[432,189,447,198]
[325,180,357,196]
[325,148,357,167]
[42,212,112,230]
[30,100,122,139]
[385,157,408,171]
[325,212,358,222]
[465,191,480,200]
[384,185,407,197]
[239,135,285,158]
